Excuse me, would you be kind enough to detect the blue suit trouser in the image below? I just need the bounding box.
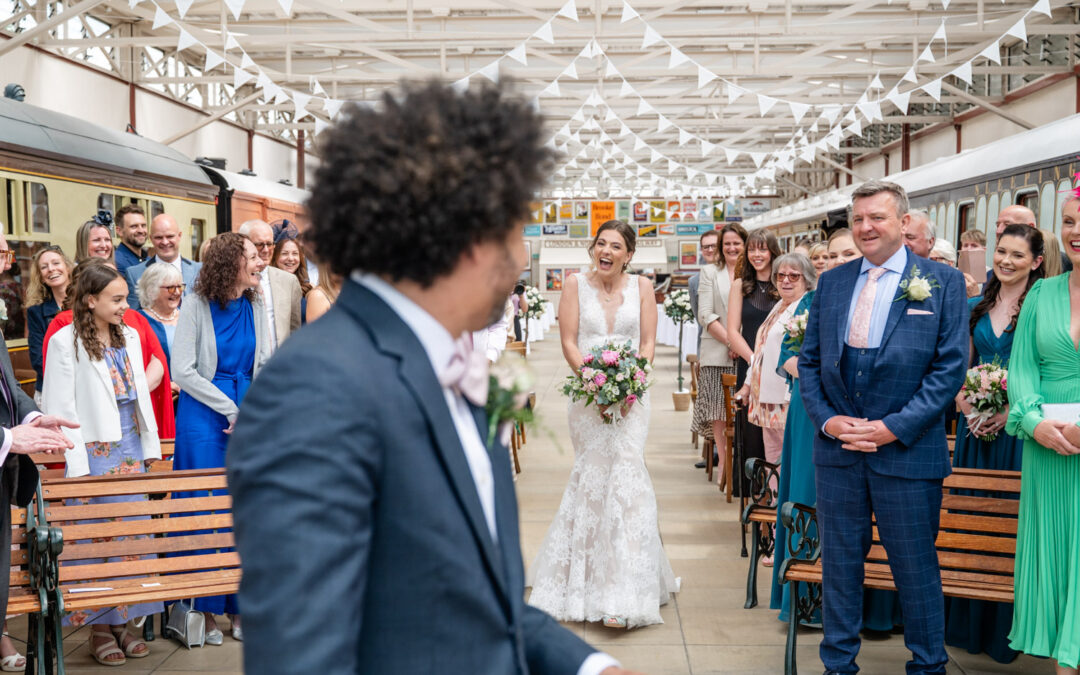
[815,459,946,674]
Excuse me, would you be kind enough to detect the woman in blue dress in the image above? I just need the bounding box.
[173,233,270,644]
[945,224,1045,663]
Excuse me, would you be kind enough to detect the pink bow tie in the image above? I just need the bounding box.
[440,336,490,406]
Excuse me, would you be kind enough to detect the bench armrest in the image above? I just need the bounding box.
[778,501,821,579]
[742,457,780,509]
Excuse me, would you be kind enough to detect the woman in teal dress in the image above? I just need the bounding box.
[1006,197,1080,674]
[945,224,1045,663]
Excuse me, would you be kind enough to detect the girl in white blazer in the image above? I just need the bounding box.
[41,260,162,666]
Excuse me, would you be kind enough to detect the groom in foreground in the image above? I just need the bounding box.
[228,80,640,675]
[799,181,968,674]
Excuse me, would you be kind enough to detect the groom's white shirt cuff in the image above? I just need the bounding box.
[579,652,620,675]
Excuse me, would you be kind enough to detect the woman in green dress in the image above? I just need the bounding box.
[1006,195,1080,674]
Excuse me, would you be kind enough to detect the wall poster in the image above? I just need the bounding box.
[649,201,666,223]
[574,201,590,220]
[679,241,699,266]
[544,201,558,223]
[559,202,574,221]
[712,199,725,222]
[529,202,544,224]
[569,223,589,238]
[590,201,616,236]
[667,200,681,222]
[523,225,541,237]
[682,199,697,222]
[543,223,568,236]
[616,200,631,221]
[637,224,658,238]
[659,224,676,236]
[633,201,648,222]
[546,268,564,291]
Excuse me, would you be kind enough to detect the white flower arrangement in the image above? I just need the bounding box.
[663,289,694,324]
[523,285,548,320]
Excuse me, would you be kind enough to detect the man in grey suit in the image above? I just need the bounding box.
[237,219,302,351]
[124,214,201,310]
[228,81,641,675]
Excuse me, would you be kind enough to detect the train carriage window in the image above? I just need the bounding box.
[25,182,49,234]
[1056,180,1075,233]
[1040,184,1056,232]
[975,196,987,234]
[945,203,957,245]
[1,180,11,234]
[150,201,164,219]
[190,219,205,260]
[1015,190,1038,214]
[957,202,974,235]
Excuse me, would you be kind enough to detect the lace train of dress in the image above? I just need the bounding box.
[527,273,679,627]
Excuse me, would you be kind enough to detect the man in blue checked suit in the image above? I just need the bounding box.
[799,181,969,675]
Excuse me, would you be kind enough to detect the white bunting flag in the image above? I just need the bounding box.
[586,90,603,107]
[450,77,470,94]
[825,131,841,150]
[657,115,672,132]
[856,100,881,122]
[533,21,554,44]
[223,0,245,21]
[479,61,500,83]
[749,152,766,168]
[809,120,820,134]
[642,25,662,49]
[979,40,1001,64]
[922,77,942,102]
[233,67,254,89]
[176,29,198,52]
[224,33,240,51]
[847,118,863,137]
[650,149,663,164]
[667,159,678,174]
[293,92,312,120]
[571,108,585,122]
[950,60,973,85]
[758,94,778,116]
[175,0,194,19]
[636,99,654,116]
[886,88,911,114]
[668,46,690,69]
[619,122,632,137]
[932,20,947,43]
[918,45,935,63]
[256,70,272,92]
[679,129,693,145]
[1005,17,1026,42]
[902,66,918,84]
[870,73,884,90]
[1031,0,1051,17]
[563,62,578,79]
[843,108,856,123]
[311,78,326,96]
[621,0,639,23]
[800,145,817,164]
[727,83,744,105]
[314,118,330,135]
[324,99,345,119]
[557,122,572,138]
[821,105,842,123]
[152,6,172,29]
[542,80,560,97]
[634,136,647,151]
[557,0,578,22]
[507,44,527,66]
[605,60,619,78]
[619,80,634,97]
[698,66,717,90]
[724,147,740,164]
[240,52,256,70]
[277,0,293,16]
[204,49,224,71]
[273,87,290,105]
[701,140,716,157]
[789,101,810,123]
[941,0,950,8]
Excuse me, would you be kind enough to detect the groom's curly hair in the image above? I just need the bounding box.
[306,79,555,288]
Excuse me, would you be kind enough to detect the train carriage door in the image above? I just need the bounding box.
[190,219,206,261]
[25,182,49,234]
[957,201,974,247]
[0,180,13,235]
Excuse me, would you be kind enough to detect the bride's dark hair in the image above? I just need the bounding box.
[589,220,636,269]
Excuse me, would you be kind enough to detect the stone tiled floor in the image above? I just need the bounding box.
[9,337,1048,674]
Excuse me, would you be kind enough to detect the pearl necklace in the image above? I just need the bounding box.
[145,307,178,322]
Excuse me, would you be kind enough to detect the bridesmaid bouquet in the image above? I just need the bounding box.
[562,341,652,424]
[782,310,809,353]
[960,361,1008,441]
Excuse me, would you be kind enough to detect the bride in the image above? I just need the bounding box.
[528,219,679,629]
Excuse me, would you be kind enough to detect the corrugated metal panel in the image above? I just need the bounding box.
[0,98,212,186]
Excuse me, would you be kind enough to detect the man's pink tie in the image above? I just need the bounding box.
[440,335,490,406]
[848,267,887,348]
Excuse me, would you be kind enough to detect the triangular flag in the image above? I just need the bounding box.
[619,122,632,137]
[256,70,272,92]
[204,49,224,71]
[636,99,654,116]
[942,0,950,8]
[233,67,254,89]
[451,77,470,94]
[621,0,639,23]
[697,66,717,90]
[175,0,194,19]
[507,44,527,66]
[324,99,345,118]
[1005,17,1026,42]
[1031,0,1051,17]
[701,140,716,157]
[274,87,290,105]
[152,6,172,29]
[856,100,880,121]
[922,77,942,102]
[821,104,841,123]
[557,122,572,137]
[293,92,312,120]
[667,159,678,174]
[650,149,663,164]
[314,118,330,135]
[240,52,256,70]
[656,115,672,132]
[563,62,578,79]
[932,20,947,43]
[809,120,819,133]
[902,66,918,83]
[620,80,634,97]
[277,0,293,16]
[478,61,500,83]
[950,60,973,85]
[223,0,245,21]
[870,72,883,90]
[601,59,619,79]
[533,21,554,44]
[572,108,585,122]
[642,25,662,49]
[586,90,603,107]
[668,46,690,69]
[789,101,810,123]
[541,80,560,97]
[679,129,693,145]
[918,45,935,63]
[557,0,578,22]
[886,88,911,114]
[176,29,198,52]
[749,152,766,168]
[224,33,240,51]
[847,118,863,136]
[311,78,326,96]
[727,83,743,105]
[979,40,1001,64]
[724,147,740,164]
[757,94,778,116]
[633,136,647,151]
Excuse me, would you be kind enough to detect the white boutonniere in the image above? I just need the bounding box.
[0,299,8,321]
[896,265,940,303]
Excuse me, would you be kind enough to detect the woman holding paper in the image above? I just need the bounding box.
[1006,196,1080,674]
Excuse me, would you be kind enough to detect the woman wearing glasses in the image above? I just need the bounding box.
[135,263,184,375]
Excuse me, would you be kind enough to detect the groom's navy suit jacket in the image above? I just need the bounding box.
[798,252,969,480]
[228,281,596,674]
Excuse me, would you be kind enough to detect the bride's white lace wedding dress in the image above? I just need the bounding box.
[527,272,679,627]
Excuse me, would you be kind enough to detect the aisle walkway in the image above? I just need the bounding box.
[518,338,1049,675]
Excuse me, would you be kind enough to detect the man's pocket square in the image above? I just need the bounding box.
[906,309,934,315]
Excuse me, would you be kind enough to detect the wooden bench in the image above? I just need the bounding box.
[8,487,56,675]
[777,468,1021,675]
[33,468,239,669]
[740,458,780,610]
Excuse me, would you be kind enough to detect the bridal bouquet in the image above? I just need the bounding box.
[523,285,548,320]
[663,289,694,323]
[562,340,652,424]
[959,361,1008,441]
[782,310,809,354]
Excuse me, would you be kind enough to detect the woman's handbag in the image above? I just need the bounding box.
[164,599,206,648]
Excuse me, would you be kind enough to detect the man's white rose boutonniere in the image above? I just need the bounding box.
[896,265,940,303]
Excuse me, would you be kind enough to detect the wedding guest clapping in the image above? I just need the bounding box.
[172,232,271,644]
[1005,196,1080,674]
[26,246,73,401]
[946,224,1044,663]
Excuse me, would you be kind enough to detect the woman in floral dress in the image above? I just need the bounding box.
[42,260,163,666]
